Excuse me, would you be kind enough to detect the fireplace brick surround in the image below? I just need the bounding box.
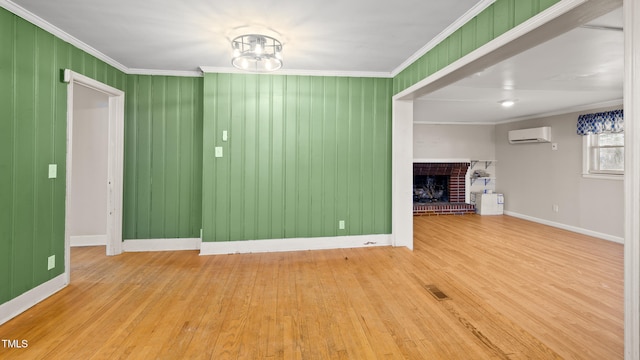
[413,162,475,215]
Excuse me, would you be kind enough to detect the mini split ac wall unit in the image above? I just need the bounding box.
[508,126,551,144]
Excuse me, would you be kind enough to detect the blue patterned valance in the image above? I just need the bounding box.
[576,109,624,135]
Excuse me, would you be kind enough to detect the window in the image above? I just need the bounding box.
[584,132,624,176]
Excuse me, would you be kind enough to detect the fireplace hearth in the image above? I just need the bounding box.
[413,162,475,215]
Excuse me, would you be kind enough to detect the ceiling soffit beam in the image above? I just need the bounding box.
[396,0,623,101]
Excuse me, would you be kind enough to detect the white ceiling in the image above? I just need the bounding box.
[7,0,483,75]
[4,1,623,123]
[415,8,623,124]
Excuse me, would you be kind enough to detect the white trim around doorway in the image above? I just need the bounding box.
[63,70,125,284]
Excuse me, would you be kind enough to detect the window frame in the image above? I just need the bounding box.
[582,133,624,179]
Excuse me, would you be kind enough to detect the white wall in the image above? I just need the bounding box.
[495,106,624,240]
[413,123,497,195]
[69,85,109,245]
[414,123,496,160]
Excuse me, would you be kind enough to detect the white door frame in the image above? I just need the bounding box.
[624,0,640,357]
[63,70,124,282]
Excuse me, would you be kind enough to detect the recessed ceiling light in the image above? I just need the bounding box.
[500,99,516,108]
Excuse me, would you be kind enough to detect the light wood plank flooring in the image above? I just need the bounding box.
[0,215,623,359]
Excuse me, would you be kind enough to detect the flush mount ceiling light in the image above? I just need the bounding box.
[231,34,283,72]
[499,99,517,108]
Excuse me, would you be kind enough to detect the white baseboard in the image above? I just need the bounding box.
[122,238,201,252]
[0,274,67,325]
[504,211,624,244]
[70,235,107,247]
[199,234,392,255]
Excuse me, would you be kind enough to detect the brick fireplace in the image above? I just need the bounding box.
[413,162,475,215]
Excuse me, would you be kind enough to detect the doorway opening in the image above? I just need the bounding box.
[63,70,124,283]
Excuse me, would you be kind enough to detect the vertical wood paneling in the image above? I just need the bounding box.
[123,75,203,240]
[393,0,561,94]
[124,76,139,238]
[243,75,258,239]
[202,74,392,242]
[283,76,299,237]
[228,74,246,240]
[33,28,56,286]
[150,77,167,238]
[493,0,515,38]
[270,75,286,238]
[360,78,375,234]
[14,18,37,296]
[0,8,15,303]
[347,79,363,235]
[335,77,350,236]
[257,75,273,239]
[201,73,219,242]
[321,77,337,235]
[0,7,127,304]
[299,76,313,236]
[373,79,392,233]
[52,37,68,269]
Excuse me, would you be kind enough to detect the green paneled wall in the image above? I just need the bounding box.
[202,74,392,242]
[124,75,203,239]
[0,8,127,304]
[1,0,559,307]
[393,0,560,94]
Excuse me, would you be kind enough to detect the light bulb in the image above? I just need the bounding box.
[254,43,262,55]
[500,100,515,108]
[241,58,249,69]
[265,60,272,71]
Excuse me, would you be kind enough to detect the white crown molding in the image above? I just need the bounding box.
[414,120,499,126]
[390,0,497,77]
[0,0,129,73]
[127,68,204,77]
[494,99,624,124]
[200,66,392,78]
[413,158,471,163]
[1,0,205,78]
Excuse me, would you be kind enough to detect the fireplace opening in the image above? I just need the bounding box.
[413,175,449,203]
[413,162,475,215]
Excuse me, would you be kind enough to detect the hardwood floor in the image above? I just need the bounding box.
[0,215,623,359]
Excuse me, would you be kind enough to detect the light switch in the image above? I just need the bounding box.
[222,131,228,142]
[215,147,223,158]
[48,164,57,179]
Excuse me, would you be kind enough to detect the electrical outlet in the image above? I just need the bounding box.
[47,255,55,270]
[222,130,228,142]
[552,204,559,213]
[339,220,345,230]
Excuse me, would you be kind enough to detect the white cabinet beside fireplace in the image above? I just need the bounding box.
[471,192,504,215]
